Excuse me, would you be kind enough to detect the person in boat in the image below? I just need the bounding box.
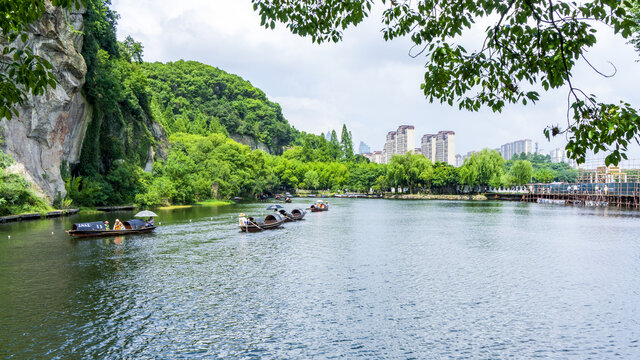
[114,219,124,231]
[238,213,248,227]
[146,217,154,227]
[104,220,110,230]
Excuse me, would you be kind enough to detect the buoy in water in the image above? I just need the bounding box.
[8,235,10,239]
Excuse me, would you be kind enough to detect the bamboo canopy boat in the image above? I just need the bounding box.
[66,219,155,238]
[277,208,306,222]
[239,213,285,232]
[310,200,329,212]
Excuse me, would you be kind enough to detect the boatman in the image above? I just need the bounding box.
[238,213,248,227]
[104,221,110,230]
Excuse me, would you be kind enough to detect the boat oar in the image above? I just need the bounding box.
[282,213,295,221]
[247,219,264,231]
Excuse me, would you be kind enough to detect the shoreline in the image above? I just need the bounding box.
[0,200,234,225]
[382,194,488,201]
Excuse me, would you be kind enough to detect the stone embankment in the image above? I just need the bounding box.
[0,209,80,223]
[383,194,488,201]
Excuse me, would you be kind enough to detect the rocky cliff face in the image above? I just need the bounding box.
[0,3,90,202]
[230,134,272,154]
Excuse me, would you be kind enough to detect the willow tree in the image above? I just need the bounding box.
[459,149,505,187]
[252,0,640,165]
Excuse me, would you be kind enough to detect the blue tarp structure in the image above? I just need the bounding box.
[123,219,148,229]
[71,221,106,231]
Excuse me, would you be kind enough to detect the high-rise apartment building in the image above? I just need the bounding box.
[383,131,396,164]
[421,134,437,162]
[395,125,415,155]
[435,131,455,165]
[499,139,533,160]
[420,131,455,165]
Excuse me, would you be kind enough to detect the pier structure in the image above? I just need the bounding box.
[522,161,640,208]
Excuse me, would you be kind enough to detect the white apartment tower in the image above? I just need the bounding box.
[395,125,415,155]
[421,134,437,162]
[383,131,397,164]
[500,139,533,160]
[435,131,456,165]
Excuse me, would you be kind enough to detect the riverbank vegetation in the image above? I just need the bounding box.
[0,150,52,216]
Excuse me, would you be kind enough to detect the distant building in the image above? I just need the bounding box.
[414,148,422,155]
[359,141,371,154]
[395,125,415,155]
[372,151,383,164]
[435,131,455,165]
[499,139,532,160]
[421,134,437,162]
[549,148,577,168]
[383,131,396,164]
[420,131,455,165]
[455,154,463,167]
[325,131,331,141]
[362,152,374,162]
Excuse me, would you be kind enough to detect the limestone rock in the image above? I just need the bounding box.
[230,134,272,154]
[0,2,90,202]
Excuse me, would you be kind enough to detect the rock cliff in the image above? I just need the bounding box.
[0,3,90,202]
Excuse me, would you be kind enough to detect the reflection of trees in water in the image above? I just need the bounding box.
[460,201,504,213]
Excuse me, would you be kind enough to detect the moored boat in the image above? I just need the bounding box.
[310,200,329,212]
[239,213,285,232]
[66,220,155,238]
[277,208,306,222]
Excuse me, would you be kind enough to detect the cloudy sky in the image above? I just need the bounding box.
[111,0,640,158]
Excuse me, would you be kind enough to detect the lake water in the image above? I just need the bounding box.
[1,199,639,358]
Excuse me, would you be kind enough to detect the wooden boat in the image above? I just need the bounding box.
[310,200,329,212]
[239,213,285,232]
[66,220,155,238]
[277,208,306,222]
[290,208,306,220]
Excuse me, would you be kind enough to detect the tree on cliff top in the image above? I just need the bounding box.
[0,0,83,120]
[252,0,640,166]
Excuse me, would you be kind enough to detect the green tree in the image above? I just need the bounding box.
[459,149,505,187]
[0,0,83,120]
[430,162,459,192]
[252,0,640,165]
[303,170,320,190]
[120,35,144,63]
[510,160,534,186]
[630,3,640,56]
[329,129,341,159]
[340,124,354,160]
[387,153,432,193]
[534,168,557,183]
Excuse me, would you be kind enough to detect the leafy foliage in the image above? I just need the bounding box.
[510,160,534,186]
[0,0,83,120]
[387,153,433,193]
[459,149,505,187]
[252,0,640,164]
[0,150,51,215]
[140,61,298,153]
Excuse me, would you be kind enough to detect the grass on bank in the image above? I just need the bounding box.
[157,200,233,210]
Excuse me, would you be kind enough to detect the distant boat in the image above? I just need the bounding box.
[239,213,285,232]
[66,220,155,238]
[277,208,306,222]
[310,200,329,212]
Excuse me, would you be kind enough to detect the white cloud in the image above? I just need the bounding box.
[111,0,640,158]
